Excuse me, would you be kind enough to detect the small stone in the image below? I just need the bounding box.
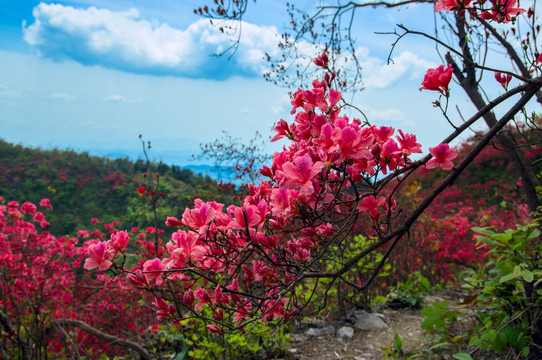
[305,325,335,336]
[422,295,445,305]
[289,348,298,354]
[337,326,355,339]
[252,349,268,360]
[354,311,389,330]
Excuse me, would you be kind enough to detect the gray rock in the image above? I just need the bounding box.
[422,295,446,305]
[305,325,335,336]
[252,349,268,360]
[353,311,388,330]
[336,326,355,339]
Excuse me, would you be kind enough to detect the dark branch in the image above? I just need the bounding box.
[52,318,153,360]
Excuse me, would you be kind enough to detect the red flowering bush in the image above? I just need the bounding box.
[82,57,521,332]
[0,197,158,359]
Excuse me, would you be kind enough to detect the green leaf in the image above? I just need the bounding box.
[527,229,540,240]
[520,269,534,282]
[472,227,495,236]
[453,353,473,360]
[491,332,507,354]
[500,273,517,283]
[428,342,450,350]
[393,333,404,352]
[492,233,512,242]
[475,235,498,246]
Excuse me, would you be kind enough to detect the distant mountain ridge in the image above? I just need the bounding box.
[0,139,240,235]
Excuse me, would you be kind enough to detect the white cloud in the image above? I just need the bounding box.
[0,84,20,98]
[271,94,291,114]
[359,106,406,122]
[23,3,280,79]
[102,94,137,102]
[357,48,436,89]
[50,92,75,100]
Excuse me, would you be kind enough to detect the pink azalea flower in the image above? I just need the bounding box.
[271,119,292,142]
[313,52,329,68]
[20,202,37,215]
[182,199,220,233]
[357,195,386,221]
[379,140,402,174]
[33,212,45,223]
[333,124,374,162]
[233,301,252,323]
[294,247,311,263]
[280,155,324,195]
[213,285,230,306]
[165,216,183,227]
[195,286,212,311]
[290,87,327,114]
[420,64,454,96]
[183,289,194,306]
[396,130,422,155]
[227,205,262,230]
[142,258,166,285]
[127,270,149,287]
[164,230,207,267]
[270,188,299,217]
[426,143,458,170]
[84,242,113,271]
[206,325,221,333]
[152,297,176,321]
[7,201,19,208]
[480,0,525,23]
[261,297,286,322]
[494,72,512,90]
[225,279,241,303]
[371,125,395,142]
[252,260,274,284]
[327,88,341,108]
[39,198,51,209]
[434,0,471,12]
[109,230,129,254]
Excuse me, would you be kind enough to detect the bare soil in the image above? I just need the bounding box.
[287,307,427,360]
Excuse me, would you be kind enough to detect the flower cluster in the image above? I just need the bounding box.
[82,59,463,330]
[434,0,525,23]
[0,198,158,358]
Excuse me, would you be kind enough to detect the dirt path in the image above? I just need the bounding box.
[287,307,427,360]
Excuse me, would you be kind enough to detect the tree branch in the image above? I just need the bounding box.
[300,81,542,284]
[476,15,542,104]
[0,309,30,360]
[52,318,153,360]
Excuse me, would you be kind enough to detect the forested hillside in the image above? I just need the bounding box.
[0,139,240,235]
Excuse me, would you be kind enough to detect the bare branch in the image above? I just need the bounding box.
[52,318,153,360]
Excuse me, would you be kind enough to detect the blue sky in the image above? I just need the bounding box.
[0,0,512,166]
